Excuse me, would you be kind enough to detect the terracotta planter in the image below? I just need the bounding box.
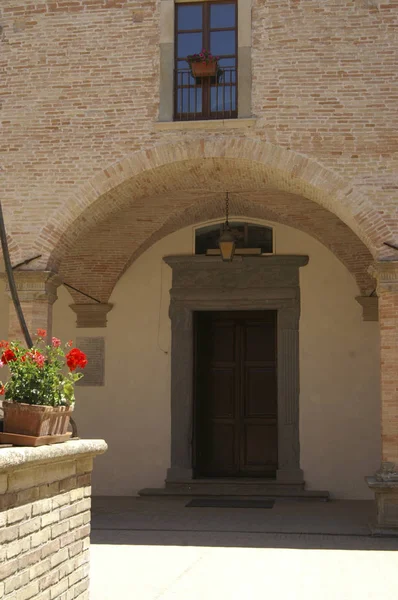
[191,61,218,78]
[3,401,73,437]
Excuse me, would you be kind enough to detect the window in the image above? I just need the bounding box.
[195,222,273,255]
[175,2,237,121]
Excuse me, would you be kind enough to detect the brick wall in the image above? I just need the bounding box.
[0,0,397,300]
[0,440,107,600]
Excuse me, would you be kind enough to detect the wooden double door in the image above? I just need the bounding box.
[194,311,278,478]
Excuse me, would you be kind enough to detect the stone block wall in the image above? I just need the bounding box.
[0,440,107,600]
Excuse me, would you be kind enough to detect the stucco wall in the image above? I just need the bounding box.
[52,221,380,499]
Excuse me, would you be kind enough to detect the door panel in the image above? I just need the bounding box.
[245,368,277,417]
[244,424,278,467]
[209,368,235,418]
[195,311,278,478]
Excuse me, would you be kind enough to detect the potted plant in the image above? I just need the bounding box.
[0,329,88,446]
[186,49,221,78]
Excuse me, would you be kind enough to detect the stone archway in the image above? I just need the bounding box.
[41,137,390,273]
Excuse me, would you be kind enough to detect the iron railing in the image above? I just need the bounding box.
[174,67,237,121]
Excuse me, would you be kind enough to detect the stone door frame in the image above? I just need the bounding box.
[164,255,309,484]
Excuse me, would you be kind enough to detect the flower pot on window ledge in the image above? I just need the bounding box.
[190,61,218,78]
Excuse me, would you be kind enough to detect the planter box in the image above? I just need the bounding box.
[3,401,73,437]
[191,61,218,78]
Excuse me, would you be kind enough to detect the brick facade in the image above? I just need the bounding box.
[0,0,397,297]
[0,0,397,527]
[0,441,107,600]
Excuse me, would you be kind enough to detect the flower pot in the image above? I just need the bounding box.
[3,401,74,437]
[191,61,218,78]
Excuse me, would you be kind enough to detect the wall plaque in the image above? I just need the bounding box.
[75,337,105,387]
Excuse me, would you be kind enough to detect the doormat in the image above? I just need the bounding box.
[186,499,275,509]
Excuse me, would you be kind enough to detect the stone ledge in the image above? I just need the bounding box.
[154,117,257,131]
[0,440,107,474]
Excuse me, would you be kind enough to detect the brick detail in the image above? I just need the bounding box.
[370,262,398,464]
[3,272,62,343]
[0,441,106,600]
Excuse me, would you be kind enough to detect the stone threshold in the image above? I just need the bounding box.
[139,479,330,501]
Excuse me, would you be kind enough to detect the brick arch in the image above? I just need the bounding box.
[42,137,391,269]
[124,195,375,295]
[0,233,23,269]
[59,189,375,304]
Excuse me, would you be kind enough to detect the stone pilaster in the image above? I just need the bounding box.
[367,261,398,533]
[4,271,62,344]
[167,300,194,481]
[70,303,113,328]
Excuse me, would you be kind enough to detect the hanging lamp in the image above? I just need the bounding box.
[218,192,236,262]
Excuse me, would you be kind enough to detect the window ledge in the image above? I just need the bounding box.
[154,117,257,132]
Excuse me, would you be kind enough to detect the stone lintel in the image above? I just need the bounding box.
[355,296,379,321]
[164,255,310,269]
[70,303,113,328]
[3,270,62,305]
[368,261,398,294]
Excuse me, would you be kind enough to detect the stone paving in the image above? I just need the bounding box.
[90,497,398,600]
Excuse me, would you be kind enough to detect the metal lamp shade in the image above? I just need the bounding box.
[218,228,236,262]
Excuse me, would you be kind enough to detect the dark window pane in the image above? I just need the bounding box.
[247,226,273,253]
[211,85,236,112]
[195,223,273,254]
[177,4,203,30]
[177,59,192,71]
[176,68,195,85]
[210,3,236,29]
[218,57,236,68]
[210,30,236,56]
[177,87,202,114]
[218,68,236,84]
[177,32,203,58]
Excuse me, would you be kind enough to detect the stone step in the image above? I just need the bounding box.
[139,480,330,500]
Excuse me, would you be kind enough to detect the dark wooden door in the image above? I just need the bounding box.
[194,311,278,478]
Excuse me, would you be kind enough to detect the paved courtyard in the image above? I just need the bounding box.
[90,497,398,600]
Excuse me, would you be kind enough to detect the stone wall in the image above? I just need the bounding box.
[0,440,107,600]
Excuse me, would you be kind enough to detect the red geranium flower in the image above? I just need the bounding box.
[0,385,5,396]
[66,348,87,372]
[1,349,17,364]
[0,340,9,349]
[37,328,47,338]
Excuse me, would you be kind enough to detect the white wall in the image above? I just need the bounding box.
[52,222,381,499]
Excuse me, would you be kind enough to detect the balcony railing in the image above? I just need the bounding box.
[174,67,237,121]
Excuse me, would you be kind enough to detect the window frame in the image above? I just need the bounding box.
[158,0,252,124]
[174,1,238,121]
